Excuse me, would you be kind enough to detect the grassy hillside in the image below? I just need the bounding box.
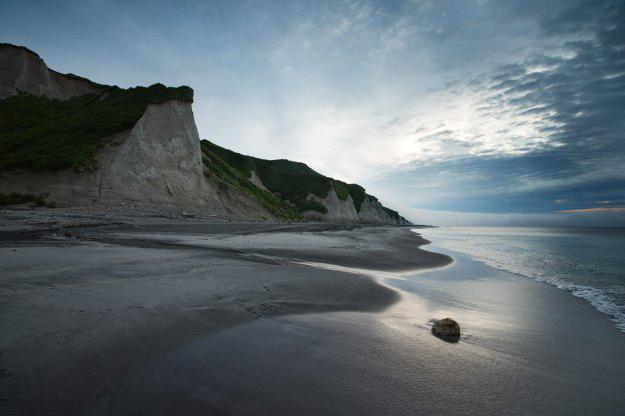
[0,84,193,171]
[200,140,302,219]
[0,80,404,222]
[201,140,376,215]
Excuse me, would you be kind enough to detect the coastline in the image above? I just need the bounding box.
[0,209,448,415]
[86,245,625,416]
[418,226,625,333]
[1,210,624,415]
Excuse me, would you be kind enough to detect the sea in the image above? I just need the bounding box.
[419,226,625,333]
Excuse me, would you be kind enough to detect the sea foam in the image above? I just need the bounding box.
[416,227,625,333]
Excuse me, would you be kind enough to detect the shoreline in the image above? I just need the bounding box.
[2,209,624,415]
[418,226,625,333]
[82,241,625,415]
[0,210,448,415]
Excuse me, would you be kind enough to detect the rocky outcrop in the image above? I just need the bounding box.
[303,186,410,225]
[249,170,269,191]
[97,100,207,207]
[359,196,406,224]
[304,188,359,222]
[0,43,105,100]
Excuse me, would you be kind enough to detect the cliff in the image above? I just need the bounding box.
[201,140,410,224]
[0,43,106,100]
[0,86,273,219]
[0,43,410,224]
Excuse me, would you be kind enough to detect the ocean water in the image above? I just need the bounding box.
[418,227,625,332]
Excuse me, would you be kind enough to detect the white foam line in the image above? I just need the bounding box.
[416,229,625,333]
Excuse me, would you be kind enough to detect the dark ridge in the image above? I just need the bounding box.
[49,69,109,89]
[0,42,42,59]
[1,43,109,89]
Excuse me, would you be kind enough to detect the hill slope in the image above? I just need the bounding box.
[201,140,409,223]
[0,43,409,224]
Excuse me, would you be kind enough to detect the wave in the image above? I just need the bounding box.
[415,228,625,333]
[534,276,625,333]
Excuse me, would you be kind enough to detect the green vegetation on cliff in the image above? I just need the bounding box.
[201,139,374,215]
[200,141,302,219]
[0,84,193,171]
[335,181,367,211]
[383,206,404,223]
[203,140,329,201]
[0,77,404,222]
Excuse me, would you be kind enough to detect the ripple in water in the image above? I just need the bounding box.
[418,227,625,333]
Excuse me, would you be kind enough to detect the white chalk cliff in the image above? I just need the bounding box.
[0,44,409,224]
[303,187,408,224]
[0,99,273,219]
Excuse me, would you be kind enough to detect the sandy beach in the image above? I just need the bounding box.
[1,209,624,415]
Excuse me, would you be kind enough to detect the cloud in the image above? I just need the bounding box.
[1,0,623,225]
[387,205,625,227]
[558,207,625,213]
[369,0,625,223]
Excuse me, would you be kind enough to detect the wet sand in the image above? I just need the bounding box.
[85,248,625,416]
[0,210,446,415]
[1,210,624,415]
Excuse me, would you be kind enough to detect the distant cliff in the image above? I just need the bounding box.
[0,43,106,100]
[201,140,409,224]
[0,43,410,224]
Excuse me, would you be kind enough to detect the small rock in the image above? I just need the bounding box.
[64,231,86,239]
[432,318,461,341]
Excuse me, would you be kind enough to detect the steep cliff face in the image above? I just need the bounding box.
[0,43,105,99]
[0,101,207,207]
[101,100,272,218]
[97,100,206,207]
[303,186,410,224]
[0,99,273,219]
[359,196,407,224]
[0,44,410,224]
[304,188,359,222]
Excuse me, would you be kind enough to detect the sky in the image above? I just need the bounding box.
[1,0,624,225]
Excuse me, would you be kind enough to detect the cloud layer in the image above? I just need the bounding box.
[1,0,623,225]
[369,0,625,222]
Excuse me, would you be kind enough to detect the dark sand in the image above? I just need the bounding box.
[1,209,624,415]
[0,209,447,415]
[84,249,625,416]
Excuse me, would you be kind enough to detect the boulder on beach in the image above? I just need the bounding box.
[432,318,461,340]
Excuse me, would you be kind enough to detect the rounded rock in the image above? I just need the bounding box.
[432,318,461,339]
